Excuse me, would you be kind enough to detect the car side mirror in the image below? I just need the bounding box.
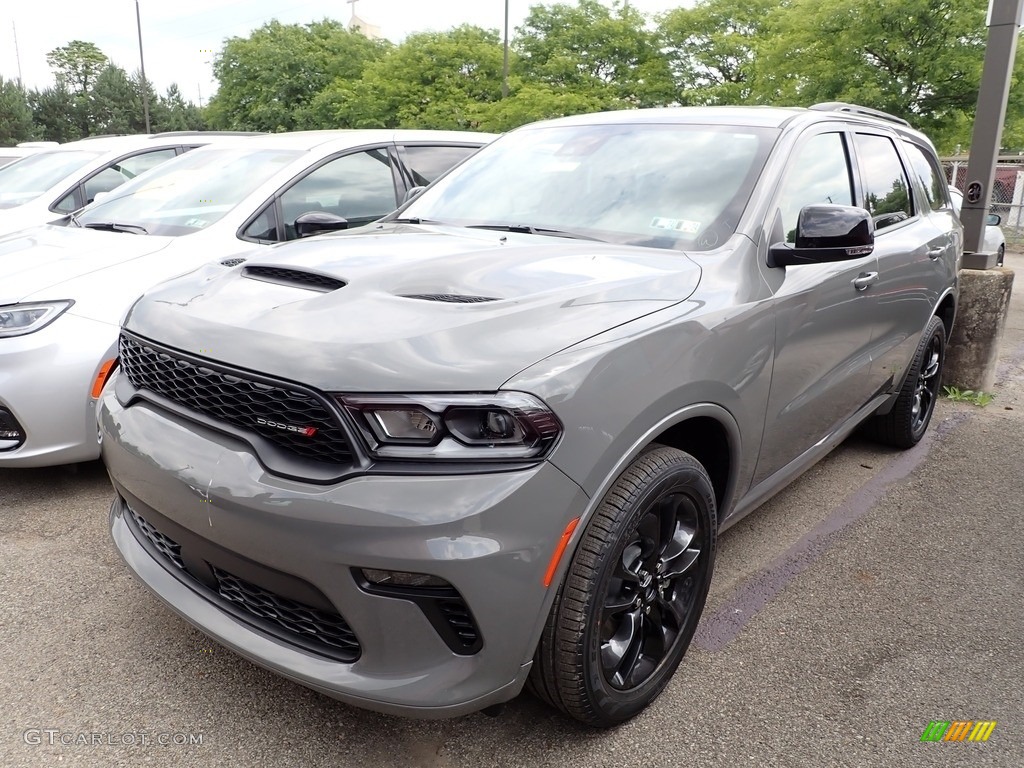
[402,186,426,204]
[295,211,349,238]
[987,213,1002,226]
[769,204,875,267]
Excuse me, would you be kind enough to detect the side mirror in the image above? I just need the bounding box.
[769,204,874,267]
[402,186,426,204]
[295,211,349,238]
[987,213,1002,226]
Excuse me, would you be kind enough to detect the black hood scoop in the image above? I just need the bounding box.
[242,265,346,293]
[400,293,499,303]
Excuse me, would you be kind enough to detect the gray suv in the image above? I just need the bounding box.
[99,104,960,727]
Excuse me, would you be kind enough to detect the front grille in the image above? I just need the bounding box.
[128,507,184,570]
[125,505,360,662]
[242,266,345,292]
[118,334,353,465]
[212,567,360,660]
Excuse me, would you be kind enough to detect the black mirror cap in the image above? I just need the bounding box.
[769,204,875,267]
[987,212,1002,226]
[295,211,349,238]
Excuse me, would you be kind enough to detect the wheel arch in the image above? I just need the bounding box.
[935,288,957,341]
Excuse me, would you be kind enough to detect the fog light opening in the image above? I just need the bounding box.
[360,569,451,589]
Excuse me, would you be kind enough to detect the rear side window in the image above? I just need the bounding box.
[903,142,950,211]
[400,145,479,186]
[853,133,913,230]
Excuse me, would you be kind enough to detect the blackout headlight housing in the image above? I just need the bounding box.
[338,392,562,461]
[0,301,74,338]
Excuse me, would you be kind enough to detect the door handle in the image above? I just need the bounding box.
[852,272,879,291]
[927,247,944,260]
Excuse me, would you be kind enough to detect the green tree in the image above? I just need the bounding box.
[658,0,776,105]
[0,77,34,144]
[28,85,81,142]
[514,0,673,108]
[315,25,505,129]
[751,0,992,150]
[157,85,207,131]
[474,82,613,132]
[46,40,108,96]
[89,64,140,134]
[207,19,388,131]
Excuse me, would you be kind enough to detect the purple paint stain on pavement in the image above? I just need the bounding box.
[693,411,972,652]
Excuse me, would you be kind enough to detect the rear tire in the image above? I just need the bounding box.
[864,315,946,449]
[527,446,716,727]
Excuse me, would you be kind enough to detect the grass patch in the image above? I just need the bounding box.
[943,386,995,407]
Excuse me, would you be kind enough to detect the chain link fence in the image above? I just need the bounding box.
[942,156,1024,247]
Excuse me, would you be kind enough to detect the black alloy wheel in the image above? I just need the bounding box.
[864,314,946,449]
[528,446,717,727]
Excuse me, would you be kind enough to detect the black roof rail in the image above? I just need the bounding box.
[809,102,910,127]
[79,134,132,140]
[151,130,266,137]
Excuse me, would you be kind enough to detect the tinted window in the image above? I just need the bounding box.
[904,142,949,211]
[777,132,854,243]
[278,149,396,240]
[854,133,913,230]
[401,145,479,186]
[402,124,777,251]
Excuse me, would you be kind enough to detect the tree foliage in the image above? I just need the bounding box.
[0,77,34,144]
[45,40,108,96]
[515,0,674,107]
[207,19,389,131]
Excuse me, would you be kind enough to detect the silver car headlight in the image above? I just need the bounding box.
[0,301,74,337]
[338,392,562,461]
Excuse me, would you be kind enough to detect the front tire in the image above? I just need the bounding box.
[864,315,946,449]
[527,446,717,727]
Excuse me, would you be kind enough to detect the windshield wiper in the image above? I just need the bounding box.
[81,221,148,235]
[389,216,445,225]
[466,223,602,241]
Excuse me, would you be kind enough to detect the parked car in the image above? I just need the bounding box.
[0,142,59,168]
[949,186,1005,265]
[98,104,960,726]
[0,132,257,236]
[0,129,494,467]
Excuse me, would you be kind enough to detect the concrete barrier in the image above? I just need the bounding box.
[943,267,1015,391]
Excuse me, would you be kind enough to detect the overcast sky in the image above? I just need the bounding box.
[2,0,691,106]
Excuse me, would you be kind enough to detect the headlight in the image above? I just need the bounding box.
[0,301,74,337]
[338,392,562,461]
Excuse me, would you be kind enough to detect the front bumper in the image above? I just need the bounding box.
[100,382,589,718]
[0,312,115,467]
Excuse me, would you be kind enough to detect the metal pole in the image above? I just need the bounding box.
[502,0,510,98]
[960,0,1024,255]
[12,22,23,86]
[135,0,152,133]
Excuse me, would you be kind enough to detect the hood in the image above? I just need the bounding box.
[124,225,704,391]
[0,224,175,304]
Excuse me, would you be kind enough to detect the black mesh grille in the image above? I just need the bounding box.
[128,507,185,570]
[118,334,353,465]
[213,567,360,660]
[438,599,481,652]
[400,293,498,303]
[242,266,345,292]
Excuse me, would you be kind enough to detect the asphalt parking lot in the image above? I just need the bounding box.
[2,253,1022,768]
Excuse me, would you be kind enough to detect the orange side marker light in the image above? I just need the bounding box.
[91,358,118,399]
[543,517,580,587]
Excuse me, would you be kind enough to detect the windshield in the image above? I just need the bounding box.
[0,150,102,209]
[400,122,777,251]
[75,147,303,236]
